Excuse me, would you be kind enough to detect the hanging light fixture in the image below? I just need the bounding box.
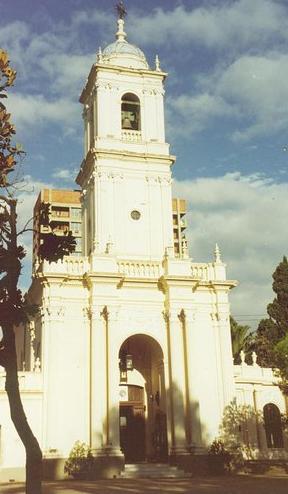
[125,354,133,370]
[119,359,127,382]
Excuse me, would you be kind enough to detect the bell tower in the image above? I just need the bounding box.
[76,11,175,260]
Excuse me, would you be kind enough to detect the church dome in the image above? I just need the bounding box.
[101,18,149,70]
[103,41,148,69]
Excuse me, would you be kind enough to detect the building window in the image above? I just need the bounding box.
[71,222,81,234]
[121,93,141,131]
[71,208,82,221]
[51,206,69,218]
[75,237,82,253]
[51,222,69,234]
[130,210,141,220]
[263,403,284,448]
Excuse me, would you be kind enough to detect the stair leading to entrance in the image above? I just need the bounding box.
[121,462,190,478]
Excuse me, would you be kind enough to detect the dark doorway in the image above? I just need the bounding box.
[119,334,168,462]
[120,385,145,462]
[263,403,284,448]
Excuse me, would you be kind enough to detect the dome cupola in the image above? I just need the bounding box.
[101,12,149,70]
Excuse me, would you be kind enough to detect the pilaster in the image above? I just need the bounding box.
[181,309,204,452]
[217,311,236,405]
[104,306,122,456]
[42,304,65,452]
[92,305,122,458]
[164,309,187,456]
[89,305,107,450]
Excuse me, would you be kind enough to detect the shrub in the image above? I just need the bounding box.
[208,439,231,474]
[64,441,94,479]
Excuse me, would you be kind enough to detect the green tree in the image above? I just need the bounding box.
[230,316,252,363]
[253,256,288,393]
[0,50,75,494]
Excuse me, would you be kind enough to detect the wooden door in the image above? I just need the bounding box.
[120,386,146,462]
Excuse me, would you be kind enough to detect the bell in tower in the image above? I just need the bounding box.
[121,93,141,131]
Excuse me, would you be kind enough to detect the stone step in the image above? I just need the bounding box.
[245,459,288,475]
[121,463,191,478]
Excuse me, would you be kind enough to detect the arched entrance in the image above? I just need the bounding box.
[263,403,284,448]
[118,334,168,462]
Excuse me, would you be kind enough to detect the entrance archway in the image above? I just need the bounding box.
[263,403,284,448]
[119,334,168,462]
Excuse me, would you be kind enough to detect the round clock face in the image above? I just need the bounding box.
[131,210,141,220]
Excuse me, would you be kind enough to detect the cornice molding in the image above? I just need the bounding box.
[80,63,167,103]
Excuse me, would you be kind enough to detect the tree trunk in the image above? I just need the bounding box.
[4,325,42,494]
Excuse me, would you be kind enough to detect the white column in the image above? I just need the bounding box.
[93,88,97,142]
[82,107,88,156]
[165,309,187,455]
[90,305,107,451]
[42,305,65,451]
[155,87,165,142]
[211,312,225,417]
[218,313,235,405]
[160,176,174,254]
[41,306,50,450]
[183,310,203,452]
[104,306,122,456]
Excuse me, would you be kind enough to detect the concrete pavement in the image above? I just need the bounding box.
[1,474,288,494]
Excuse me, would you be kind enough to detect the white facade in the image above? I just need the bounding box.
[0,16,287,481]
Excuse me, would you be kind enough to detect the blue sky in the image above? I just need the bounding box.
[1,0,288,328]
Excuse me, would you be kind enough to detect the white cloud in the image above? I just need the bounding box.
[128,0,288,50]
[71,8,112,30]
[2,1,286,142]
[0,21,30,70]
[6,93,79,133]
[168,52,288,140]
[173,173,288,327]
[52,168,78,182]
[216,54,288,140]
[167,92,236,135]
[37,53,95,96]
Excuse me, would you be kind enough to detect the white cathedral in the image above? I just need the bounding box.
[0,14,287,482]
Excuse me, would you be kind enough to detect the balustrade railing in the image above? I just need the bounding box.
[121,130,142,142]
[191,263,211,280]
[41,256,89,275]
[117,260,162,278]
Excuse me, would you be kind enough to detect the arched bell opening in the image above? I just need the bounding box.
[121,92,141,131]
[119,334,168,463]
[263,403,284,449]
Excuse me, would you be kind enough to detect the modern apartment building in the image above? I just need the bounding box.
[32,189,82,267]
[172,198,187,257]
[33,190,187,264]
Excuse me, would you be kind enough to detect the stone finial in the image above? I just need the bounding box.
[97,47,103,63]
[116,18,127,42]
[155,54,161,71]
[252,351,258,366]
[240,350,246,365]
[214,243,222,263]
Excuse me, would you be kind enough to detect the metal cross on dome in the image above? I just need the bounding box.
[116,1,127,19]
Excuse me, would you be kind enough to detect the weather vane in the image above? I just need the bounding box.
[116,1,127,20]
